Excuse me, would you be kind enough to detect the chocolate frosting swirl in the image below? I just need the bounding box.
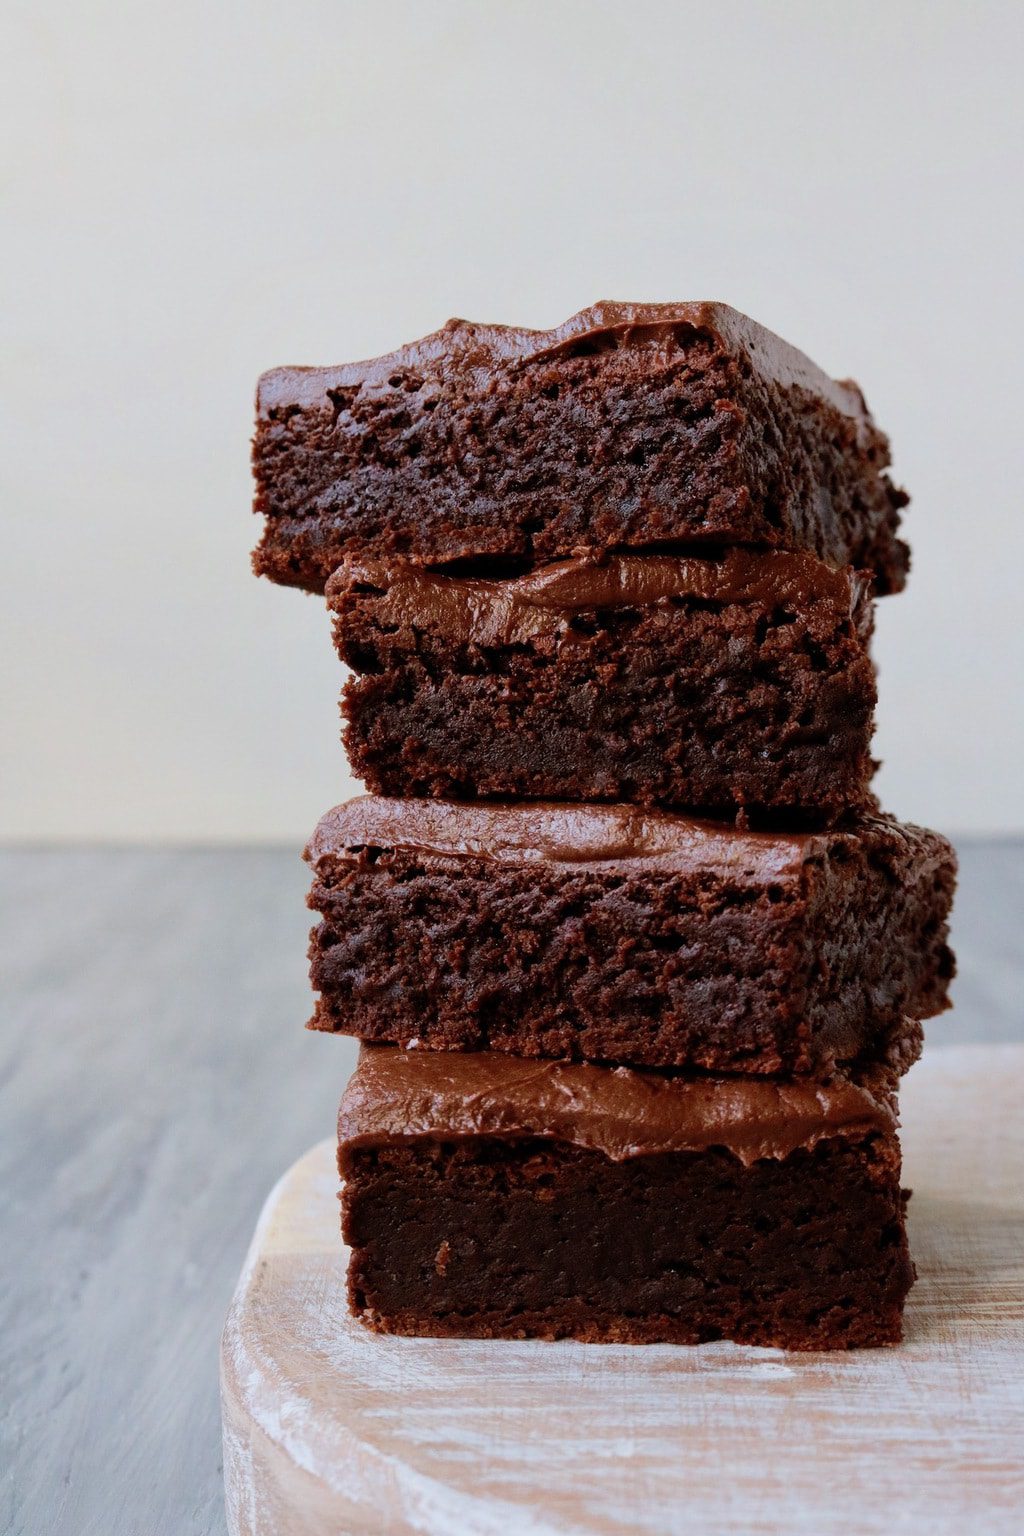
[306,795,814,879]
[326,548,869,645]
[338,1046,897,1169]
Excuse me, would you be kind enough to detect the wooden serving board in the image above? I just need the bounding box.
[221,1046,1024,1535]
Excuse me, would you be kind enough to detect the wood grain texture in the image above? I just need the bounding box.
[221,1045,1024,1536]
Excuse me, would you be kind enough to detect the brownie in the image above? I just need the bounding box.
[306,797,955,1075]
[339,1046,915,1349]
[329,547,877,819]
[253,301,909,594]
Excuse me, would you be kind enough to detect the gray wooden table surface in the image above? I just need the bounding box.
[2,839,1021,1536]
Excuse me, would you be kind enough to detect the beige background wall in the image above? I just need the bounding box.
[3,0,1021,840]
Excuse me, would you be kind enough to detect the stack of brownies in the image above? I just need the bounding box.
[253,302,956,1349]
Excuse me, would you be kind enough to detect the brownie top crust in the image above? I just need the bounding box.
[307,795,951,884]
[259,301,872,433]
[326,548,872,647]
[338,1045,898,1167]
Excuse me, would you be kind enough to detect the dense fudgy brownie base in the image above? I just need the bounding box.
[331,561,878,818]
[306,803,955,1074]
[341,1135,913,1349]
[253,302,909,593]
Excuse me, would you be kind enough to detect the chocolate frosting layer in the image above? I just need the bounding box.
[338,1046,897,1168]
[306,796,815,880]
[259,301,875,446]
[326,548,869,645]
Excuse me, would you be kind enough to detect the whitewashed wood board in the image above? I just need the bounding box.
[221,1045,1024,1536]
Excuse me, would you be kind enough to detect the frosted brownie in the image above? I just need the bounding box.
[339,1046,915,1349]
[306,798,955,1075]
[329,547,876,819]
[253,301,909,594]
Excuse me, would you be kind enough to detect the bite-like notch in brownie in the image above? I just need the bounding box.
[339,1046,915,1350]
[253,301,909,594]
[306,797,956,1075]
[329,547,878,819]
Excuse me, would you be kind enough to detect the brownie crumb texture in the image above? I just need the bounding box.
[307,804,956,1074]
[253,303,909,593]
[342,1135,913,1351]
